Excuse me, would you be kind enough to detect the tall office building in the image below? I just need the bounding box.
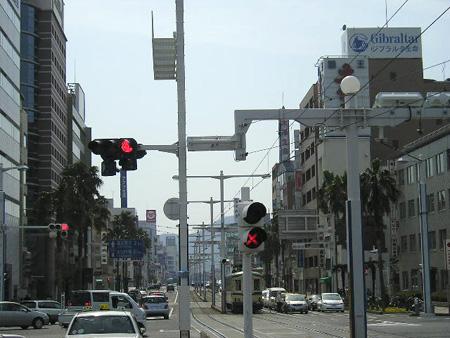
[20,0,69,298]
[1,0,27,300]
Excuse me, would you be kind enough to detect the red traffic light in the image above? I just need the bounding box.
[61,223,69,231]
[120,139,134,154]
[244,227,267,249]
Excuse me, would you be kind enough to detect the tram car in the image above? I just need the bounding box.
[224,271,265,313]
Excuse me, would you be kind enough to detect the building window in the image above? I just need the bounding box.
[439,229,447,249]
[427,193,435,212]
[312,187,316,200]
[306,190,312,203]
[399,202,406,219]
[436,152,445,174]
[426,157,434,177]
[437,190,446,211]
[401,236,408,252]
[428,231,436,250]
[408,199,415,217]
[306,169,311,181]
[397,169,405,185]
[327,60,336,69]
[406,165,416,184]
[402,271,409,290]
[311,165,316,178]
[409,234,416,252]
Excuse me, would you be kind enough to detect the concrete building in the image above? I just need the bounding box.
[1,0,27,300]
[20,0,68,298]
[138,220,157,286]
[271,26,449,296]
[67,83,91,166]
[394,125,450,295]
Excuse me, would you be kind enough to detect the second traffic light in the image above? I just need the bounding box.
[88,138,147,176]
[238,201,268,253]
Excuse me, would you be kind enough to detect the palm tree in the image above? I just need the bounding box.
[32,162,110,292]
[317,171,347,291]
[360,159,400,306]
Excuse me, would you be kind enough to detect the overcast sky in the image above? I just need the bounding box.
[63,0,449,234]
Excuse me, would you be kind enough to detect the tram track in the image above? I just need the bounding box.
[191,290,264,338]
[256,308,348,338]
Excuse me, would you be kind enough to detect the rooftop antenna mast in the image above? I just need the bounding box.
[385,0,389,27]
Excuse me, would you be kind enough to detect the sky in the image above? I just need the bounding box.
[63,0,449,235]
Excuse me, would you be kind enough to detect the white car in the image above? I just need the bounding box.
[59,290,145,328]
[318,293,345,312]
[65,311,144,338]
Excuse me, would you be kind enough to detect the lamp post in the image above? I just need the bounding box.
[174,172,270,260]
[186,198,233,306]
[340,76,367,338]
[397,154,433,315]
[174,171,269,313]
[0,163,28,301]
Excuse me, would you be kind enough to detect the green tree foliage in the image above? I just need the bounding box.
[360,159,400,306]
[317,159,399,306]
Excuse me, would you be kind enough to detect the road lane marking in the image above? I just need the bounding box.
[174,290,179,304]
[169,307,174,318]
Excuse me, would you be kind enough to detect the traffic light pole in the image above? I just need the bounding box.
[242,253,253,338]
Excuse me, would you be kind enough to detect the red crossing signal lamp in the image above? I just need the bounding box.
[244,227,267,249]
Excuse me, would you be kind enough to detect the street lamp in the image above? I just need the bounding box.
[173,171,270,260]
[0,163,29,301]
[396,154,433,315]
[186,198,233,307]
[340,75,367,338]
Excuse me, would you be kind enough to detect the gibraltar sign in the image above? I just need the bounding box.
[342,27,422,59]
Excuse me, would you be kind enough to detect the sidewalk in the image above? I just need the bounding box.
[193,288,222,312]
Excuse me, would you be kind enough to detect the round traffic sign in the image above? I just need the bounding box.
[164,197,180,220]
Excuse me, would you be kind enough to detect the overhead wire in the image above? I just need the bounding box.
[208,3,449,223]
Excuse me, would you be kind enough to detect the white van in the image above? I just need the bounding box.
[58,290,146,328]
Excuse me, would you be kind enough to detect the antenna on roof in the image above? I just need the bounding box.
[385,0,389,27]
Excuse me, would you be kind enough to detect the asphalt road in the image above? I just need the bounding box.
[2,289,449,338]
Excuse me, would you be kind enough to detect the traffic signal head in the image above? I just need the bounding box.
[48,223,61,232]
[89,138,147,175]
[101,160,118,176]
[61,223,69,239]
[243,227,267,249]
[238,201,268,253]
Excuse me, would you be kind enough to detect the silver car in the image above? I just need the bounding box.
[0,301,49,329]
[142,295,170,319]
[65,311,144,338]
[318,293,345,312]
[21,300,62,324]
[281,293,309,313]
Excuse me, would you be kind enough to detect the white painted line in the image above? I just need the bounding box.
[174,290,179,304]
[169,307,174,318]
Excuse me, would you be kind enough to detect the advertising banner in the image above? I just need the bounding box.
[146,209,156,224]
[342,27,422,59]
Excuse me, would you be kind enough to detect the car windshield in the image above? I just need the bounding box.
[286,294,305,301]
[322,294,342,301]
[144,297,166,304]
[69,315,135,335]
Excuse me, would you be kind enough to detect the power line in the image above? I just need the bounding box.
[322,4,450,126]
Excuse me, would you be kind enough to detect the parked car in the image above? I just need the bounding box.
[58,290,145,328]
[262,289,270,308]
[65,311,144,338]
[318,293,345,312]
[280,293,309,314]
[142,295,170,319]
[21,300,62,325]
[0,301,49,329]
[308,294,321,311]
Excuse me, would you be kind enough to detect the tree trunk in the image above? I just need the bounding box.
[376,238,386,307]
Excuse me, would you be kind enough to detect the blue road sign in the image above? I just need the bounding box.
[108,240,144,259]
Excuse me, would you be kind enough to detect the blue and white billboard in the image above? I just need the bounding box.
[342,27,422,59]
